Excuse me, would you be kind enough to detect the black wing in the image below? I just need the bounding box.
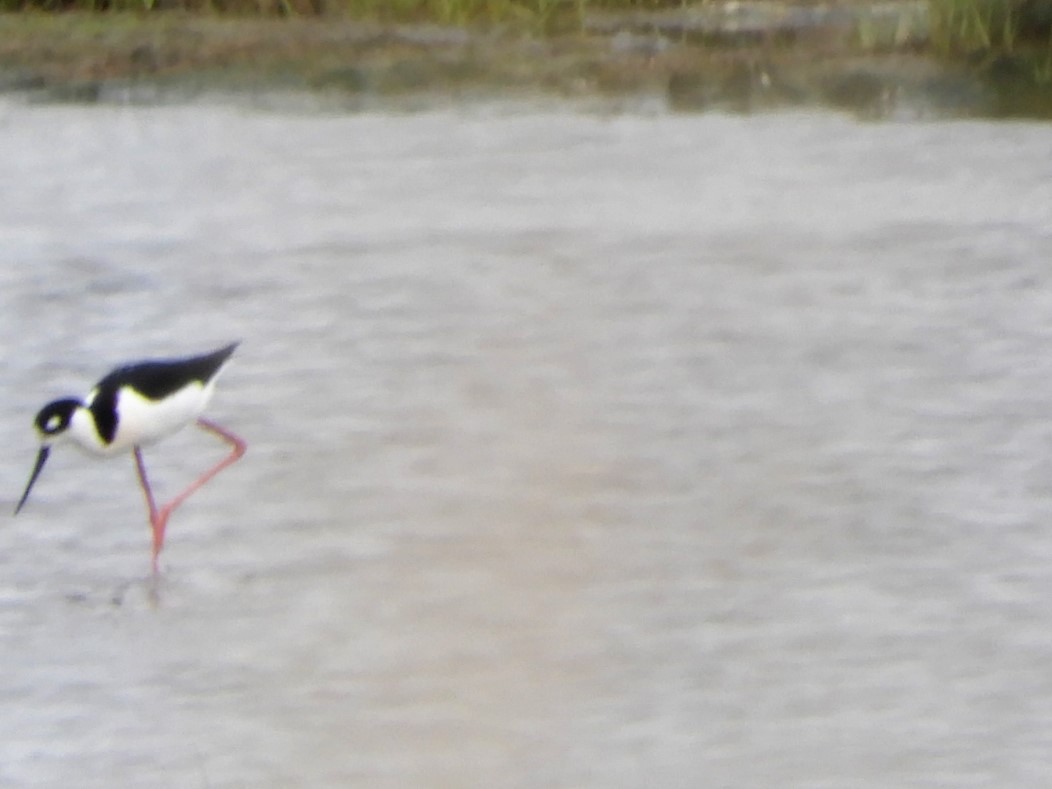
[100,342,240,401]
[88,343,240,444]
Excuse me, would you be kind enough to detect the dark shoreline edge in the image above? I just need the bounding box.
[0,7,1048,118]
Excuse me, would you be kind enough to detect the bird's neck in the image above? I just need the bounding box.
[67,405,115,455]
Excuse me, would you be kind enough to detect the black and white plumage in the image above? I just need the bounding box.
[15,342,246,573]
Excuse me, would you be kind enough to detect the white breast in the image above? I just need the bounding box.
[70,380,217,455]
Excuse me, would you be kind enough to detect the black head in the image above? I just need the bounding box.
[14,399,80,515]
[34,398,79,439]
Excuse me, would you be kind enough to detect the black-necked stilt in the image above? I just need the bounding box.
[15,342,246,574]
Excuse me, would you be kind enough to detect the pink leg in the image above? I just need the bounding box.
[133,418,246,574]
[133,447,163,573]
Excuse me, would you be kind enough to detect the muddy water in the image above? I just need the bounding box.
[0,99,1050,787]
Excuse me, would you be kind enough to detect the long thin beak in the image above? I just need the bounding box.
[15,446,50,515]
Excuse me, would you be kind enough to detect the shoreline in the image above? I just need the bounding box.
[0,7,1048,118]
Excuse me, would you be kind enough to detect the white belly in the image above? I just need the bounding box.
[71,381,215,455]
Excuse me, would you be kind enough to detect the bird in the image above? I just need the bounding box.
[15,342,246,574]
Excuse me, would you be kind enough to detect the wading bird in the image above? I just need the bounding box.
[15,342,246,574]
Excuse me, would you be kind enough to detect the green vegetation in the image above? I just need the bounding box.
[0,0,686,20]
[929,0,1052,92]
[930,0,1049,53]
[0,0,1051,116]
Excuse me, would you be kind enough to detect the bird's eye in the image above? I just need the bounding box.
[45,415,62,432]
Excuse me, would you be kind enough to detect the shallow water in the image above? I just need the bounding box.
[0,98,1051,787]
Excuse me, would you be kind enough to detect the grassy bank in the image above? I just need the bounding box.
[2,0,1051,56]
[0,1,1051,116]
[0,0,627,22]
[930,0,1052,94]
[930,0,1052,53]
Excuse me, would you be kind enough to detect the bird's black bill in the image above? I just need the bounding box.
[14,446,50,515]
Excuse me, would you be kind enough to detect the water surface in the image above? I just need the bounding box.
[0,100,1050,787]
